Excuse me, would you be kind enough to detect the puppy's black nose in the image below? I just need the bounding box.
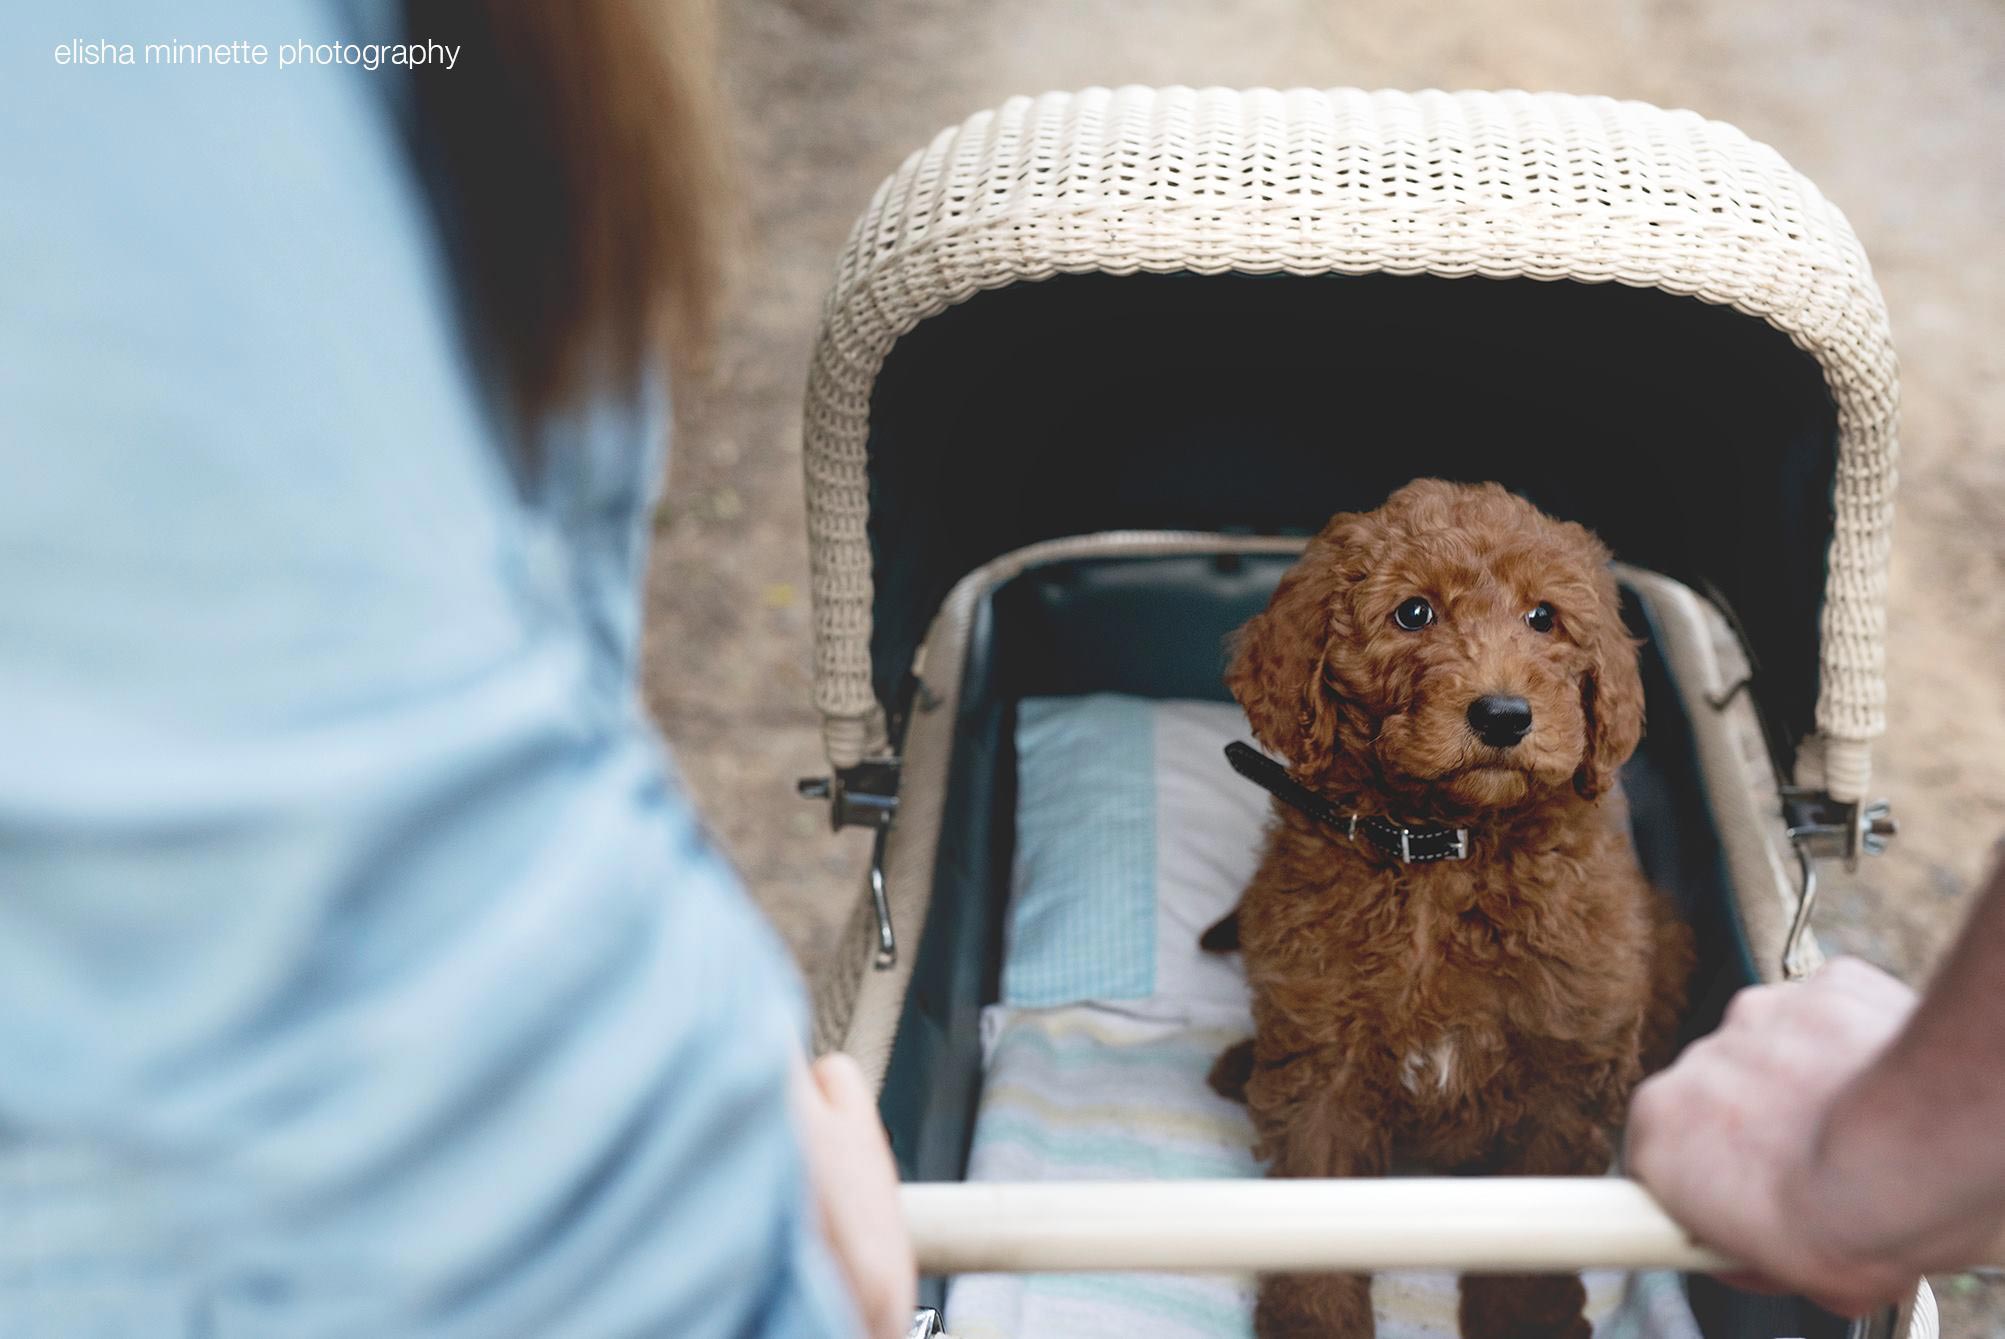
[1468,695,1533,748]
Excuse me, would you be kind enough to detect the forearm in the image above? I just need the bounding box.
[1800,852,2005,1269]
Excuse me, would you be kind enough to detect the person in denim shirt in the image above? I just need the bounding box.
[0,2,909,1334]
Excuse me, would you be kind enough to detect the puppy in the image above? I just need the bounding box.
[1209,480,1692,1339]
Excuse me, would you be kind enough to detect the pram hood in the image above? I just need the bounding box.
[801,87,1898,801]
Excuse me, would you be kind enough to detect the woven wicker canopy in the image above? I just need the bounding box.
[801,87,1899,800]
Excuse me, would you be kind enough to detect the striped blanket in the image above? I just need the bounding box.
[943,1005,1694,1339]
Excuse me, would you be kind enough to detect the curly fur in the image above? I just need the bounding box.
[1210,480,1693,1339]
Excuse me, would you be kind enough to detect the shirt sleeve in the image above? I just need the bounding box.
[0,4,856,1336]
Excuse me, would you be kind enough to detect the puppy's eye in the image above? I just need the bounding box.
[1525,602,1556,634]
[1393,596,1435,631]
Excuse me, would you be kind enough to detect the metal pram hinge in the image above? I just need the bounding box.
[797,756,901,832]
[1779,787,1898,979]
[798,756,902,970]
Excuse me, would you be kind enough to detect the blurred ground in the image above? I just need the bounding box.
[642,0,2005,1330]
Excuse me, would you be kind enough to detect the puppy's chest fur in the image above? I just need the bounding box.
[1240,813,1653,1111]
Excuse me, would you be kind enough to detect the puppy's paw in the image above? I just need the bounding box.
[1256,1272,1374,1338]
[1459,1273,1590,1339]
[1206,1039,1256,1103]
[1461,1315,1590,1339]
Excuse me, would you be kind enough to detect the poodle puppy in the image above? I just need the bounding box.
[1209,479,1692,1339]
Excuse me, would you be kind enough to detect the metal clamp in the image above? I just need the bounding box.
[799,757,903,971]
[1782,787,1898,870]
[1780,788,1898,979]
[797,756,901,832]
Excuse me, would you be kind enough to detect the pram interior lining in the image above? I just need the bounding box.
[879,551,1845,1339]
[864,272,1839,762]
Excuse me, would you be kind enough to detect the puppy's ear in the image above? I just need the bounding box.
[1574,574,1645,800]
[1226,556,1347,774]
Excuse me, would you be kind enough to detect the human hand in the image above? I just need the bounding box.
[795,1052,916,1339]
[1628,957,1920,1316]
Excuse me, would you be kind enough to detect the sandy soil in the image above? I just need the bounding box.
[642,0,2005,1330]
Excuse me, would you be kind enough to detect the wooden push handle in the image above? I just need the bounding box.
[902,1177,2005,1275]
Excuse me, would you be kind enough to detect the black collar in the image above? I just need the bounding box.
[1224,741,1471,864]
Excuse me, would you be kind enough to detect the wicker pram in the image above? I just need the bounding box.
[796,87,1928,1339]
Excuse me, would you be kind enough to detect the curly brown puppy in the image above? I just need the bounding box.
[1211,479,1692,1339]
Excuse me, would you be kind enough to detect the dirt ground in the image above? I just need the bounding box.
[642,0,2005,1330]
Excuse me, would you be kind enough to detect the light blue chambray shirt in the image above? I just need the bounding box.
[0,3,855,1335]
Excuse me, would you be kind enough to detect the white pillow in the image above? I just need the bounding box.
[1006,695,1265,1021]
